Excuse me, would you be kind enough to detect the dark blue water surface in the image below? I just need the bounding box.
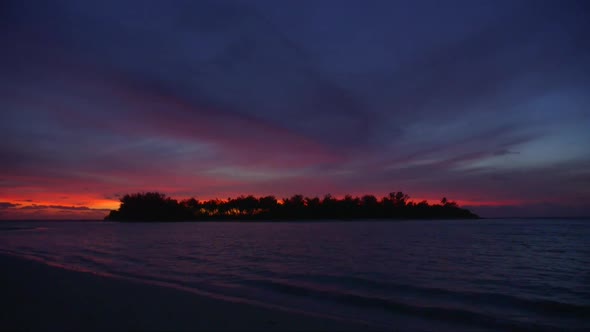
[1,219,589,331]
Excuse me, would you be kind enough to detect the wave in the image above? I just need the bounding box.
[69,254,115,270]
[241,278,588,331]
[288,274,590,317]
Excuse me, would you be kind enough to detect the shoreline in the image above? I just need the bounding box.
[0,253,373,331]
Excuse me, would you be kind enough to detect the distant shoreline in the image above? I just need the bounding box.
[106,218,481,223]
[3,217,590,223]
[105,192,479,222]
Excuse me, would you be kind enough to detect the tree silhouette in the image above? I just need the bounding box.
[107,192,191,221]
[105,191,479,221]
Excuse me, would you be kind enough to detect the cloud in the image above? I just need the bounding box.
[0,202,20,209]
[372,1,589,117]
[19,204,109,211]
[493,149,520,156]
[2,0,373,152]
[1,0,589,218]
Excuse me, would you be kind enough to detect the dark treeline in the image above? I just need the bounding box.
[105,192,479,221]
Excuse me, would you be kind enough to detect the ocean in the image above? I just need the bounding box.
[1,219,588,331]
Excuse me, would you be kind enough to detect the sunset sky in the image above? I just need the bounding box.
[1,0,589,219]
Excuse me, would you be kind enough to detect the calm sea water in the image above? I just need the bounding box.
[1,219,588,331]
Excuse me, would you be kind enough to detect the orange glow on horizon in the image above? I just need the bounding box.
[0,197,119,210]
[0,193,120,220]
[1,190,531,220]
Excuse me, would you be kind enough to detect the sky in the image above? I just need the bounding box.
[1,0,589,219]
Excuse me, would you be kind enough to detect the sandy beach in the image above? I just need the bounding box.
[0,254,371,331]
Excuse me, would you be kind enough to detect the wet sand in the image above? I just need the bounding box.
[0,254,372,331]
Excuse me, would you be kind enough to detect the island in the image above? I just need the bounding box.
[105,192,479,221]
